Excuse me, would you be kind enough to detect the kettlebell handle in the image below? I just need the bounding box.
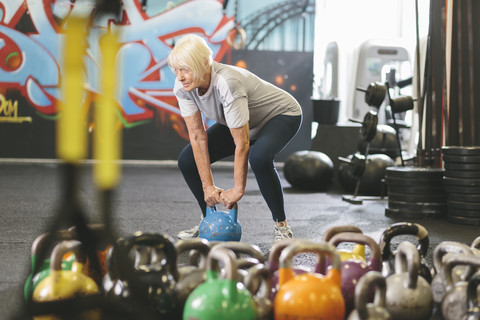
[245,263,272,299]
[113,232,179,280]
[432,241,473,278]
[443,253,480,291]
[207,203,238,222]
[328,232,381,270]
[471,236,480,250]
[175,238,211,269]
[279,241,342,271]
[211,241,265,263]
[31,230,77,257]
[50,240,85,271]
[322,225,363,242]
[355,271,387,319]
[205,247,238,282]
[379,222,429,261]
[268,239,318,273]
[394,241,419,289]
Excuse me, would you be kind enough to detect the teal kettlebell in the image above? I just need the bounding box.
[183,247,256,320]
[199,203,242,241]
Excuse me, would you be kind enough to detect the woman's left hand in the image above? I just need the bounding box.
[220,188,244,209]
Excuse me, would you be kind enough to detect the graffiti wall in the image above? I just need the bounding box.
[0,0,313,160]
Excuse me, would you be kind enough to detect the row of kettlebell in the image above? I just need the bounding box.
[24,221,479,320]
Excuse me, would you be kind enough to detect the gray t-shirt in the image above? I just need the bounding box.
[173,61,302,139]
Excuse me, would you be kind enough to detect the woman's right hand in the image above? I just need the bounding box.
[204,185,223,207]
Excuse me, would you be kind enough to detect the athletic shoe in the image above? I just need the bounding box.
[177,224,200,239]
[274,222,293,242]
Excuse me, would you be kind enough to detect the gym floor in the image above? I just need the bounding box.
[1,160,479,319]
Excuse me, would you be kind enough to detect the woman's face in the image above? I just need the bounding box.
[174,67,199,92]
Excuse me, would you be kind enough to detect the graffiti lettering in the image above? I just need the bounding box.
[0,94,32,123]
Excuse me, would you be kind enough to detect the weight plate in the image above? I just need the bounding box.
[388,192,447,203]
[385,166,445,179]
[443,177,480,187]
[386,176,443,187]
[447,192,480,203]
[442,146,480,156]
[444,170,480,179]
[442,155,480,164]
[444,185,480,194]
[385,207,445,219]
[388,184,445,195]
[447,207,480,218]
[447,214,480,226]
[447,200,480,211]
[388,200,448,213]
[444,162,480,171]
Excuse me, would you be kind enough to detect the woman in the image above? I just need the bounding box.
[168,34,302,244]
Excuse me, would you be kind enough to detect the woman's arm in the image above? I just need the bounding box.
[184,111,222,207]
[220,122,250,208]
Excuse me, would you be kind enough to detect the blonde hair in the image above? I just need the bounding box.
[168,34,213,83]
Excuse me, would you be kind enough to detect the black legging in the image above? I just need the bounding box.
[177,114,302,222]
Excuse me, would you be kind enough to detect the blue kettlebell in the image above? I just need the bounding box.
[199,203,242,241]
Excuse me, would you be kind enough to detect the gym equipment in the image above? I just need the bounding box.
[283,150,334,191]
[384,166,447,219]
[210,241,265,283]
[356,82,387,109]
[322,225,366,262]
[267,238,317,300]
[175,238,211,313]
[441,254,480,320]
[24,230,76,301]
[349,39,411,121]
[32,240,100,320]
[199,204,242,241]
[431,241,475,305]
[442,146,480,226]
[328,232,382,315]
[274,241,345,320]
[339,153,394,198]
[357,125,399,160]
[245,264,273,320]
[103,232,180,319]
[347,271,392,320]
[385,241,433,320]
[379,222,432,283]
[183,247,256,320]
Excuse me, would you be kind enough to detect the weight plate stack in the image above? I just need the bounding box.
[384,166,447,219]
[442,146,480,226]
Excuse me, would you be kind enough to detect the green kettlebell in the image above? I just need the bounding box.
[183,247,256,320]
[24,230,76,300]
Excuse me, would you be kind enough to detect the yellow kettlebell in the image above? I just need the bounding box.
[323,225,366,262]
[32,240,101,320]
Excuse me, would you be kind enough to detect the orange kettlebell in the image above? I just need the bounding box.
[274,241,345,320]
[32,240,100,320]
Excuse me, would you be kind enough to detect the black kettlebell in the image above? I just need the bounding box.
[103,232,180,319]
[379,222,432,283]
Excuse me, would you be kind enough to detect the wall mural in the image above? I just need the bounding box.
[0,0,312,160]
